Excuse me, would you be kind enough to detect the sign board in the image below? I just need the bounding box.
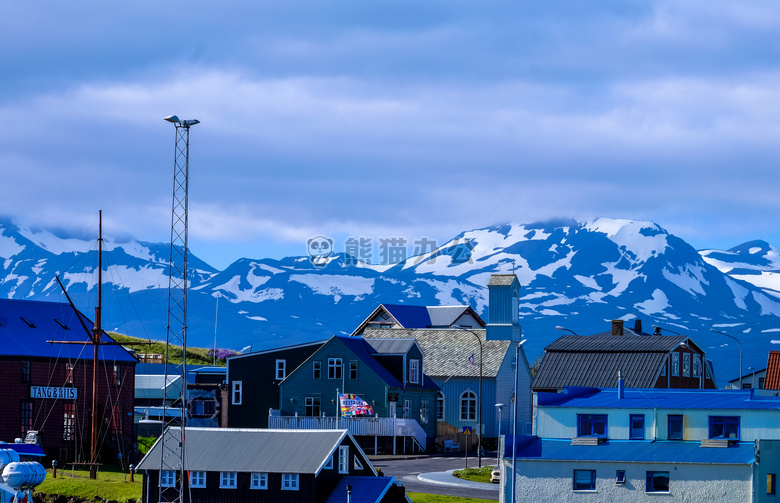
[463,426,472,435]
[30,386,78,400]
[388,393,399,402]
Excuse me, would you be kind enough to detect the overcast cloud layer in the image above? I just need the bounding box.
[2,1,779,268]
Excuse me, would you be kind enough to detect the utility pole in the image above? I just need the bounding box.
[160,115,199,503]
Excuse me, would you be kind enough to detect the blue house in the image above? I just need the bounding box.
[503,385,780,502]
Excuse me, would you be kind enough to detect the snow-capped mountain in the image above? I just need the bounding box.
[1,215,779,382]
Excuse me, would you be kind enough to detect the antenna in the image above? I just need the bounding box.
[160,115,199,503]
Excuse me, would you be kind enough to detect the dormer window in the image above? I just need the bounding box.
[409,359,420,384]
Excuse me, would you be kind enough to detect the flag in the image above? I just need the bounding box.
[469,354,475,373]
[339,394,373,417]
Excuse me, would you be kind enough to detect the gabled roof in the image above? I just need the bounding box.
[134,374,182,401]
[137,428,375,474]
[226,339,326,362]
[351,304,485,335]
[325,476,407,503]
[362,328,511,379]
[363,338,416,355]
[766,351,780,389]
[0,299,136,362]
[532,334,691,390]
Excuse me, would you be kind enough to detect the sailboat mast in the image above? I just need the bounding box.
[90,210,103,479]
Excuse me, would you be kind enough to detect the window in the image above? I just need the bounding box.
[403,399,411,419]
[409,359,420,384]
[313,361,321,379]
[339,445,349,473]
[160,470,175,488]
[191,399,216,417]
[354,456,363,470]
[349,361,358,380]
[65,363,73,384]
[577,414,607,438]
[672,353,679,376]
[668,415,683,440]
[63,403,75,441]
[709,416,740,439]
[324,456,333,469]
[616,470,626,484]
[305,397,321,417]
[220,472,237,488]
[760,377,766,389]
[683,353,690,377]
[629,414,644,440]
[436,392,445,420]
[190,471,206,488]
[20,401,33,436]
[693,354,701,378]
[21,361,30,383]
[660,363,666,377]
[232,381,242,405]
[646,471,670,492]
[328,358,342,379]
[460,391,476,421]
[113,364,121,386]
[282,473,299,490]
[111,405,123,433]
[251,473,268,489]
[420,400,430,425]
[573,470,596,491]
[275,360,286,380]
[768,473,776,495]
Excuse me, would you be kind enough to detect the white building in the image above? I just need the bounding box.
[502,385,780,502]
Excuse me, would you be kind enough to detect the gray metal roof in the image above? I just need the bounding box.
[532,334,689,390]
[426,306,469,327]
[362,328,510,378]
[137,428,356,474]
[363,338,416,354]
[134,375,182,401]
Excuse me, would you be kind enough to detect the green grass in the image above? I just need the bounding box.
[452,465,495,483]
[108,332,223,366]
[34,465,141,503]
[408,493,497,502]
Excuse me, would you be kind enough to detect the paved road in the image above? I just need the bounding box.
[370,455,500,501]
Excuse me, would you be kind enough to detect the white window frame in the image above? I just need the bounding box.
[313,361,321,379]
[282,473,299,490]
[160,470,175,488]
[190,470,206,488]
[403,399,411,419]
[460,390,477,421]
[338,445,349,473]
[324,455,333,469]
[251,472,268,490]
[409,359,420,384]
[276,359,286,380]
[354,455,363,470]
[220,471,237,489]
[232,381,242,405]
[420,399,430,424]
[437,392,445,420]
[349,361,358,380]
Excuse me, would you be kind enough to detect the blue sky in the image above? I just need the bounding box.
[2,1,780,269]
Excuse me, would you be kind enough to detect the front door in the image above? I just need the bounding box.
[389,402,397,418]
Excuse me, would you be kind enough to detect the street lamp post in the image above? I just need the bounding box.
[495,403,504,467]
[511,338,527,503]
[454,325,483,468]
[710,329,743,389]
[749,367,756,389]
[555,326,577,335]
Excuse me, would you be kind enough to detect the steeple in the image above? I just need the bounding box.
[486,274,522,341]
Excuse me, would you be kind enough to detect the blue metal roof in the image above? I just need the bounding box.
[0,299,136,362]
[382,304,431,328]
[325,476,401,503]
[537,386,780,411]
[505,436,755,465]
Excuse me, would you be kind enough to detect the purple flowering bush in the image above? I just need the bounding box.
[207,348,239,361]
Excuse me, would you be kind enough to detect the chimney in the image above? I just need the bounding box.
[617,370,624,399]
[654,326,662,335]
[612,319,624,336]
[634,319,642,333]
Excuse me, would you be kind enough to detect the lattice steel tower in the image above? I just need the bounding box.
[160,115,199,503]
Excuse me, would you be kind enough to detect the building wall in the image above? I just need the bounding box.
[495,342,532,437]
[435,378,496,436]
[227,343,321,428]
[537,404,780,442]
[755,439,780,503]
[0,356,135,464]
[503,459,752,503]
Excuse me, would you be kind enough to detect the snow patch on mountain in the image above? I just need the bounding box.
[753,291,780,317]
[587,218,668,263]
[289,274,375,303]
[732,272,780,295]
[637,289,670,315]
[0,235,24,259]
[18,228,92,255]
[662,265,707,296]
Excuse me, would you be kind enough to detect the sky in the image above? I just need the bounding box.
[2,1,780,270]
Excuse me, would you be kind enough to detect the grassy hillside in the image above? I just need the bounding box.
[108,332,224,366]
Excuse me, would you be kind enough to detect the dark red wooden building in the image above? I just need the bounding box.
[0,299,136,464]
